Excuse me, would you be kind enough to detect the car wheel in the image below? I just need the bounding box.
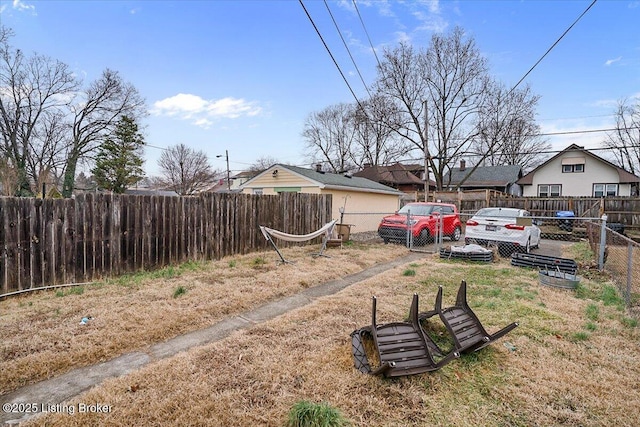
[417,229,431,246]
[522,238,531,254]
[450,226,462,241]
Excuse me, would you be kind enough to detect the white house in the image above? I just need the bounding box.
[517,144,640,197]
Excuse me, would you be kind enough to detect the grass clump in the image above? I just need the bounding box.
[252,257,267,267]
[585,303,599,321]
[621,316,638,328]
[173,286,187,298]
[285,400,350,427]
[402,268,416,277]
[55,286,84,297]
[570,331,590,342]
[567,241,595,264]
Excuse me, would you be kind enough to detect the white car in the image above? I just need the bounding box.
[464,207,541,256]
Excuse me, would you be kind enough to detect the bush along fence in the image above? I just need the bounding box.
[0,192,332,297]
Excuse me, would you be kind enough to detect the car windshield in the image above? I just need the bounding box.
[475,208,520,218]
[397,204,436,216]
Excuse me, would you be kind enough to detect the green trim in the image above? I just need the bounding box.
[275,187,301,193]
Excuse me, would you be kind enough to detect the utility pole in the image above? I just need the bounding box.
[224,149,230,191]
[423,100,430,202]
[217,150,231,191]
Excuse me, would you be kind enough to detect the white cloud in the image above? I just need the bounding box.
[604,56,622,66]
[152,93,262,128]
[12,0,35,13]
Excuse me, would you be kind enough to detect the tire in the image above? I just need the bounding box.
[450,226,462,241]
[417,229,432,246]
[522,238,531,254]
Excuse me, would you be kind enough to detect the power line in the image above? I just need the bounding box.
[299,0,364,110]
[324,0,372,98]
[537,126,640,137]
[508,0,597,95]
[537,113,615,122]
[352,0,382,69]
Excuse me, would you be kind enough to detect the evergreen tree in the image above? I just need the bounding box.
[92,116,145,193]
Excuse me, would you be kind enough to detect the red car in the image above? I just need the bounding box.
[378,202,462,245]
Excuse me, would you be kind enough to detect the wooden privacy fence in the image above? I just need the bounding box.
[0,192,332,296]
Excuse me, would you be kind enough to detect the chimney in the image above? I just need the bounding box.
[460,159,466,171]
[315,164,322,172]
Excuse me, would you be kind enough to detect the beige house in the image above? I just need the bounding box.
[240,164,404,232]
[518,144,640,197]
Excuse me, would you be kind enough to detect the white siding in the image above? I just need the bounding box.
[523,151,627,197]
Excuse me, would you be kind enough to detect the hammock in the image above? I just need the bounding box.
[260,219,338,263]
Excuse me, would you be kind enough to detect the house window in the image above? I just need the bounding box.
[275,187,301,193]
[593,184,618,197]
[538,184,561,197]
[252,188,263,195]
[562,164,584,173]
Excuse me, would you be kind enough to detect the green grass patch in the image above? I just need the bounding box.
[584,322,597,332]
[285,400,350,427]
[173,286,187,298]
[566,241,595,264]
[54,286,84,297]
[252,257,267,267]
[585,303,600,321]
[601,285,624,307]
[106,260,206,288]
[403,268,416,277]
[569,331,590,342]
[621,317,638,328]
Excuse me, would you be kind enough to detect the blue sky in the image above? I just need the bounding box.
[2,0,639,177]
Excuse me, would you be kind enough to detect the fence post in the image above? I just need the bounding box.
[406,211,411,248]
[598,214,607,270]
[626,244,633,306]
[436,213,444,252]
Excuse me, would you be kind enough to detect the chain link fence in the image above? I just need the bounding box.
[340,209,639,315]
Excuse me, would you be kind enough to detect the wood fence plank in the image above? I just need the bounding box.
[0,193,335,297]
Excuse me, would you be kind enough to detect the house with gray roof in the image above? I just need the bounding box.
[240,164,404,232]
[353,163,435,193]
[443,160,523,195]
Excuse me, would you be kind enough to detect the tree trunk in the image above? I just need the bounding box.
[62,153,79,198]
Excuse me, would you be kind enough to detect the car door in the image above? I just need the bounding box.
[441,206,455,234]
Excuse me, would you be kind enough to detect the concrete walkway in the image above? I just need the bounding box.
[1,251,425,425]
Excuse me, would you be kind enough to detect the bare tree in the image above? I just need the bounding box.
[0,157,18,196]
[374,28,491,190]
[603,98,640,174]
[62,69,146,197]
[0,27,78,195]
[352,94,410,168]
[248,156,280,173]
[471,81,549,172]
[302,103,357,173]
[157,143,216,195]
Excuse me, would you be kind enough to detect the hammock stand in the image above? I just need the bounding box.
[259,219,338,264]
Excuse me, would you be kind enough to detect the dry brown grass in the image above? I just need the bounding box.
[3,242,640,426]
[1,243,406,394]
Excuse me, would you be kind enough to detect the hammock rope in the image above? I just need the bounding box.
[259,220,338,263]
